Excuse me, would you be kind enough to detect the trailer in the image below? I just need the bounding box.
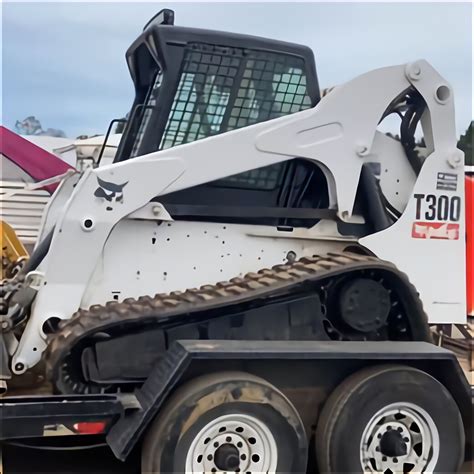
[1,340,472,473]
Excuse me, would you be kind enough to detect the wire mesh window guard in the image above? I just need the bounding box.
[161,43,311,150]
[159,43,312,189]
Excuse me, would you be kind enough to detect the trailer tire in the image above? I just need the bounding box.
[315,364,464,473]
[141,371,307,473]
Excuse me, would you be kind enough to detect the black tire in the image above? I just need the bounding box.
[141,371,307,473]
[316,365,465,473]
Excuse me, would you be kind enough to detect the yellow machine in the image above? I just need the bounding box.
[1,220,28,280]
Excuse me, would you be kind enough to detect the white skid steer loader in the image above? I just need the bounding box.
[1,6,467,391]
[0,10,470,473]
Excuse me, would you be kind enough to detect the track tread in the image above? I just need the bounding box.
[44,252,430,393]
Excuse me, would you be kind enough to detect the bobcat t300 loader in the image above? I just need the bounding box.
[0,10,471,474]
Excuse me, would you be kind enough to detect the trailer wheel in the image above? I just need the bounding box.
[316,365,464,473]
[141,371,307,473]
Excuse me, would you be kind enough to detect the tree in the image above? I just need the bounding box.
[458,121,473,166]
[14,116,66,138]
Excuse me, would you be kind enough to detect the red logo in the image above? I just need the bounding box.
[412,222,459,240]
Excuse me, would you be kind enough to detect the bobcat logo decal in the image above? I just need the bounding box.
[94,177,128,211]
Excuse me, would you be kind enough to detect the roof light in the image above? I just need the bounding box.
[143,9,175,31]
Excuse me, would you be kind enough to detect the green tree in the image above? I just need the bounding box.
[14,116,66,137]
[458,121,473,166]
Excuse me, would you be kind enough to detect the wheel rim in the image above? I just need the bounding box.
[360,402,440,473]
[185,413,278,473]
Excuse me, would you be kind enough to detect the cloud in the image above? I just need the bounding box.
[2,2,472,137]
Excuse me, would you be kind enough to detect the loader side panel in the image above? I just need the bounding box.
[466,175,474,316]
[360,157,467,324]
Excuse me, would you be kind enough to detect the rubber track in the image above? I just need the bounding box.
[45,252,428,390]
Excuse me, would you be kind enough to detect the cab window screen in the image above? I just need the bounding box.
[160,43,312,152]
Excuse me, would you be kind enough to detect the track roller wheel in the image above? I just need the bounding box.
[141,371,307,473]
[315,365,464,473]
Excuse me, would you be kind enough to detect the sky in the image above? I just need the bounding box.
[1,1,472,138]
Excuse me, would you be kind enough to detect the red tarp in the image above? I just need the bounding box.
[0,126,74,194]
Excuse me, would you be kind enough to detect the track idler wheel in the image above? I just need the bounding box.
[339,278,391,333]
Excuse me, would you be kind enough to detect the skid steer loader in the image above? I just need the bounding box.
[0,10,471,473]
[0,5,468,391]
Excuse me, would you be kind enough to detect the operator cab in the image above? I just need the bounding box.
[114,9,320,161]
[110,9,332,229]
[103,9,415,236]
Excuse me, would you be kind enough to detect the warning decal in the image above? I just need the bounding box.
[412,222,460,240]
[436,172,458,191]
